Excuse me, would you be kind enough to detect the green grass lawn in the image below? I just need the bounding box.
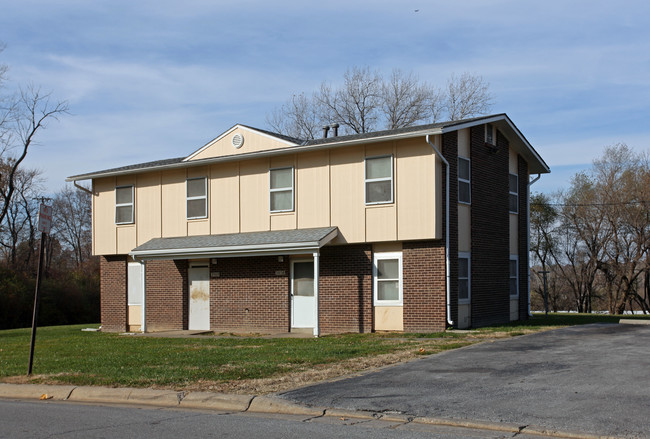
[1,313,646,392]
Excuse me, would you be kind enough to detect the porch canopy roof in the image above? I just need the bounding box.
[129,226,338,261]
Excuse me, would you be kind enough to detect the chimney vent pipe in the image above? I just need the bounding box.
[330,123,339,137]
[322,125,330,139]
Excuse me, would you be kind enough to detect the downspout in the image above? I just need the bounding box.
[527,174,541,316]
[73,180,92,194]
[313,251,320,337]
[426,135,453,326]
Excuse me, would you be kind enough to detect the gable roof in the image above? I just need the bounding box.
[66,113,549,182]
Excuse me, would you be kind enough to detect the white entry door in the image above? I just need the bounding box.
[291,260,315,328]
[188,262,210,330]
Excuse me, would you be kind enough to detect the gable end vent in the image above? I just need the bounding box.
[232,134,244,149]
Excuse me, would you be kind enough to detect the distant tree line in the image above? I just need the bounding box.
[530,144,650,314]
[0,44,98,330]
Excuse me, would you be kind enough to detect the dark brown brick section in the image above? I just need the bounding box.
[518,155,530,320]
[100,255,128,332]
[145,259,188,331]
[319,244,373,334]
[442,131,459,326]
[403,240,447,332]
[470,126,511,327]
[209,256,290,333]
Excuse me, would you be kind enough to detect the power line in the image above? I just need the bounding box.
[531,201,649,207]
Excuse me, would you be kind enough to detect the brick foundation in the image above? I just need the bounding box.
[403,240,447,332]
[99,255,128,332]
[319,244,373,334]
[210,256,290,333]
[145,259,188,331]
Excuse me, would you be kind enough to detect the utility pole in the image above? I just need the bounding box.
[28,203,52,376]
[538,270,550,316]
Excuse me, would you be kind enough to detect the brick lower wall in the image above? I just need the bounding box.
[99,255,128,332]
[319,244,373,334]
[145,259,188,332]
[403,240,447,332]
[210,256,290,332]
[470,126,511,327]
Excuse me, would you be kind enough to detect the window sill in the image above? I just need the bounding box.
[374,301,403,307]
[270,210,295,215]
[365,202,395,209]
[187,217,208,222]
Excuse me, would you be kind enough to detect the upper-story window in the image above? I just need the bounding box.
[509,256,519,297]
[186,177,207,219]
[115,185,134,224]
[485,123,494,144]
[458,252,471,304]
[270,167,294,212]
[509,173,519,214]
[458,157,471,204]
[365,155,393,204]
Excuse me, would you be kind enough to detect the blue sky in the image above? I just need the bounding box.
[1,0,649,195]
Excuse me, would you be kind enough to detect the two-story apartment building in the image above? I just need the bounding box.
[67,113,549,335]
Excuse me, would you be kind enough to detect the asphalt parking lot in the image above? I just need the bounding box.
[281,323,650,438]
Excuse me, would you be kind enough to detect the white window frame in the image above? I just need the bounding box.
[186,177,208,220]
[373,251,403,306]
[485,123,494,144]
[269,167,294,213]
[510,255,519,298]
[458,157,471,205]
[127,262,143,306]
[115,185,134,224]
[365,155,394,205]
[458,252,471,304]
[509,173,519,214]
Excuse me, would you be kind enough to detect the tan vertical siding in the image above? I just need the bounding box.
[396,138,437,240]
[240,158,270,232]
[136,172,162,246]
[210,163,240,234]
[93,177,117,255]
[330,146,365,243]
[296,151,330,229]
[161,169,186,237]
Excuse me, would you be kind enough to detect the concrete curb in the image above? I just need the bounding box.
[0,383,625,438]
[180,392,253,411]
[619,319,650,325]
[0,383,76,401]
[248,395,323,416]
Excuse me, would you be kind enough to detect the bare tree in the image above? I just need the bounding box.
[266,92,321,140]
[0,166,43,268]
[317,66,383,135]
[268,67,494,138]
[0,86,68,226]
[444,72,494,121]
[382,69,438,129]
[52,184,92,268]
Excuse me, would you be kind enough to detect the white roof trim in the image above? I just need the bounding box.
[183,124,299,162]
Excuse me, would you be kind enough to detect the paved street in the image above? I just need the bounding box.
[0,399,544,439]
[281,324,650,438]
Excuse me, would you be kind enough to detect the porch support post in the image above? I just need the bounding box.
[140,260,147,333]
[313,251,320,337]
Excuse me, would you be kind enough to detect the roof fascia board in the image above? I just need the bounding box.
[129,228,337,261]
[441,114,550,174]
[183,124,299,162]
[130,242,322,261]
